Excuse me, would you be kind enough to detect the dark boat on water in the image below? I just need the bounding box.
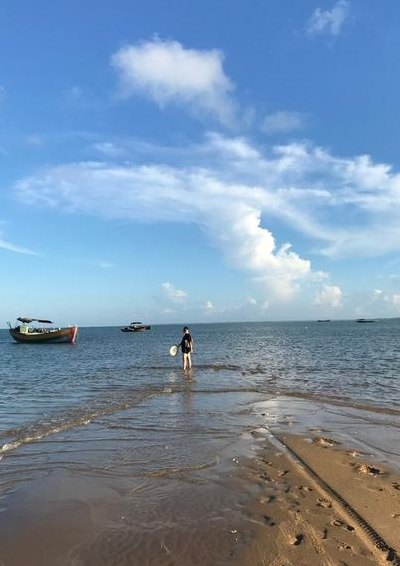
[356,318,375,323]
[8,317,78,343]
[121,321,151,333]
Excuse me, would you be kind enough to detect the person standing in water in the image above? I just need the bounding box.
[179,326,193,370]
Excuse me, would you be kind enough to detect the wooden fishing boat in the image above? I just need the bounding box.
[120,321,151,333]
[8,317,78,343]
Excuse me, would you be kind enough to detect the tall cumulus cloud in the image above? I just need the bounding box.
[15,133,400,301]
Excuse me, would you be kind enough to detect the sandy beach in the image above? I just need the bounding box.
[1,390,400,566]
[235,430,400,565]
[2,320,400,566]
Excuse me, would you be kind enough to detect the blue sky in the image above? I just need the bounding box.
[2,0,400,326]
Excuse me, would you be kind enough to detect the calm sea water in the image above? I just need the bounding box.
[1,320,400,564]
[1,319,400,451]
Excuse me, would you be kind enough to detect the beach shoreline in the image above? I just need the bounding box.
[1,391,400,565]
[234,429,400,565]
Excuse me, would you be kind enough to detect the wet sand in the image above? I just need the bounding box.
[235,432,400,565]
[1,393,400,565]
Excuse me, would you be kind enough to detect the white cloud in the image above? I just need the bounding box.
[162,307,174,314]
[25,134,44,147]
[384,293,400,307]
[162,282,188,301]
[111,38,236,126]
[63,86,83,103]
[93,142,126,159]
[261,111,305,135]
[14,133,400,301]
[314,284,343,307]
[204,300,215,311]
[96,260,114,269]
[307,1,349,37]
[0,227,37,255]
[207,132,260,159]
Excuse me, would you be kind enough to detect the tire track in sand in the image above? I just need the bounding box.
[268,431,400,566]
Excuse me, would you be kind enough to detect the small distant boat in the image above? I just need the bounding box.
[356,318,375,323]
[120,321,151,333]
[317,319,331,322]
[8,317,78,343]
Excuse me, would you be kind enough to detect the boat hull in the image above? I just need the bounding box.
[121,326,151,332]
[9,326,78,344]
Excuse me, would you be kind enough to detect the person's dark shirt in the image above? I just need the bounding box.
[180,332,192,353]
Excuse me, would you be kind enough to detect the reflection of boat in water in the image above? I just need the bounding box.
[8,317,78,343]
[356,318,375,323]
[121,321,151,333]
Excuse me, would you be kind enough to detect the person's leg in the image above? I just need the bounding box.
[182,353,188,370]
[187,353,192,369]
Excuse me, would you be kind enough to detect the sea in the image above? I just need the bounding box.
[1,320,400,565]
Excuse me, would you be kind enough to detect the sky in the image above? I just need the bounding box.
[2,0,400,326]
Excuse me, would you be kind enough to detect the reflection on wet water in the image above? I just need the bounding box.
[1,320,400,474]
[1,320,400,564]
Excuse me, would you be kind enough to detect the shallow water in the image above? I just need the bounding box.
[1,320,400,564]
[1,320,400,447]
[1,320,400,472]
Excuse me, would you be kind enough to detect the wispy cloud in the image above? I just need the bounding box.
[96,260,114,269]
[162,282,188,301]
[261,111,306,135]
[307,1,349,37]
[384,293,400,309]
[162,307,174,315]
[25,134,44,147]
[62,86,84,107]
[0,228,37,255]
[93,142,127,159]
[111,38,236,126]
[14,133,400,300]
